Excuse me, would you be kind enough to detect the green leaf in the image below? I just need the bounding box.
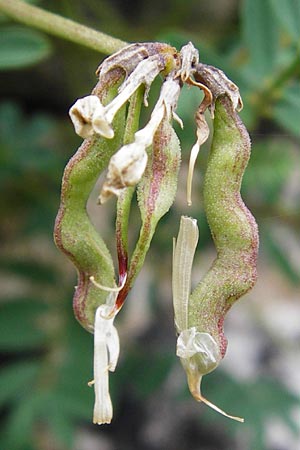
[113,350,174,398]
[0,361,39,407]
[2,391,50,449]
[273,83,300,137]
[0,300,47,351]
[263,226,300,284]
[243,138,294,207]
[47,410,75,450]
[0,259,60,283]
[0,26,52,70]
[269,0,300,43]
[202,371,299,450]
[241,0,280,77]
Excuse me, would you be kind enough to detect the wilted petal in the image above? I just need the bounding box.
[99,143,148,203]
[187,111,210,206]
[178,42,199,82]
[172,216,199,333]
[69,95,102,138]
[99,77,182,203]
[69,95,114,139]
[104,56,164,123]
[176,328,220,367]
[92,304,120,425]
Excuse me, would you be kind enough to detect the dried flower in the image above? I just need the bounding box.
[69,56,165,140]
[69,95,113,139]
[172,216,244,422]
[99,142,148,203]
[99,77,182,202]
[177,41,199,82]
[91,298,120,425]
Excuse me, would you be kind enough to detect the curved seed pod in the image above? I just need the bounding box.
[115,87,145,287]
[174,94,258,421]
[189,93,258,357]
[115,115,181,311]
[54,69,127,331]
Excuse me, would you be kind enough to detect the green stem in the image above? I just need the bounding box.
[0,0,127,55]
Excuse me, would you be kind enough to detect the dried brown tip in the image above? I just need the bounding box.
[187,371,244,423]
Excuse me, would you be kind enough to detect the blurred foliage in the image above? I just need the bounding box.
[0,26,52,70]
[0,0,299,449]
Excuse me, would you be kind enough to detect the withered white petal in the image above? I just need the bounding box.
[134,105,165,147]
[116,56,164,108]
[105,56,163,123]
[134,77,182,148]
[92,114,114,139]
[172,216,199,332]
[99,75,182,203]
[93,304,118,425]
[99,143,148,203]
[158,77,181,120]
[187,113,210,206]
[69,95,114,139]
[176,328,219,368]
[69,95,102,139]
[106,325,120,372]
[178,42,199,81]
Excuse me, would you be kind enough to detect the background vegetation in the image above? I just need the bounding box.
[0,0,299,449]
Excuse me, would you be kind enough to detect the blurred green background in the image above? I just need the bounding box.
[0,0,300,449]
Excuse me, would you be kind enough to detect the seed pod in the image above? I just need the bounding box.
[54,68,126,331]
[189,94,258,358]
[54,43,180,330]
[173,94,258,421]
[114,115,181,311]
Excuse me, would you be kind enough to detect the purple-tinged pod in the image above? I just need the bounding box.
[173,94,258,421]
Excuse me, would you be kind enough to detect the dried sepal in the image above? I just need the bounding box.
[96,42,178,80]
[194,63,243,114]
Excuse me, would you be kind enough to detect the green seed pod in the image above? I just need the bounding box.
[54,69,126,331]
[189,94,258,357]
[115,114,181,310]
[53,44,180,330]
[173,94,258,421]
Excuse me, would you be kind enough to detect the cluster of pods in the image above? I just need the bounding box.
[54,41,258,424]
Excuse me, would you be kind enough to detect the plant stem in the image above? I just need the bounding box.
[0,0,127,55]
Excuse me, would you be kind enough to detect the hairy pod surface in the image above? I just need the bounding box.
[54,69,126,331]
[188,94,259,357]
[115,116,181,309]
